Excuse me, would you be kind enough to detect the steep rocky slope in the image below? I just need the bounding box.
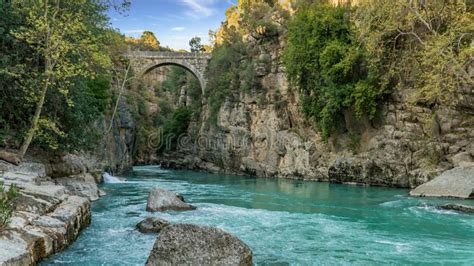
[158,46,474,188]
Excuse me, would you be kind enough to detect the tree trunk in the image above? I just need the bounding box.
[17,0,51,160]
[18,78,50,159]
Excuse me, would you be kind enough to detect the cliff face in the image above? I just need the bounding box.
[159,46,474,188]
[98,98,137,174]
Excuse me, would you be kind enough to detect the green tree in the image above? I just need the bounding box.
[140,31,160,50]
[0,0,33,152]
[5,0,112,160]
[189,36,204,53]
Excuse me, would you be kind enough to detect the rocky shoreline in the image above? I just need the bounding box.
[1,152,471,265]
[0,154,104,265]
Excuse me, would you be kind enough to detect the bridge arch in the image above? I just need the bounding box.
[140,61,206,94]
[128,51,210,94]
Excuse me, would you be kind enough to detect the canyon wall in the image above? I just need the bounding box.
[159,46,474,188]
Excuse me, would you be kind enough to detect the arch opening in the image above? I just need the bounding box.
[140,63,203,116]
[141,62,205,94]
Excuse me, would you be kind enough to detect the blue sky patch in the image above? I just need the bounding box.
[108,0,235,50]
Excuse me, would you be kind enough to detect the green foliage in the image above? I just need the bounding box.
[206,44,238,124]
[216,0,288,45]
[59,76,111,151]
[205,0,292,127]
[189,36,204,53]
[140,31,160,50]
[355,0,473,107]
[206,39,262,125]
[0,182,18,230]
[126,31,168,51]
[159,107,193,151]
[348,132,360,154]
[0,1,36,147]
[241,60,260,92]
[0,0,122,152]
[283,3,386,139]
[132,64,203,159]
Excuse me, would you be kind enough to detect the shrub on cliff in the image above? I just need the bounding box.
[354,0,473,107]
[283,2,386,139]
[0,182,18,230]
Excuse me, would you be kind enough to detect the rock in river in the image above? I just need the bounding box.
[137,217,170,233]
[146,187,196,212]
[146,224,252,266]
[410,166,474,199]
[439,204,474,214]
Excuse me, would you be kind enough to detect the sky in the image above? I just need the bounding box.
[108,0,235,50]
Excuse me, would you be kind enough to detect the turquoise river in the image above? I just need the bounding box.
[43,166,474,265]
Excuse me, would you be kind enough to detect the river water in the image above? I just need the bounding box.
[43,166,474,265]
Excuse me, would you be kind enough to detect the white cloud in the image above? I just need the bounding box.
[171,27,186,31]
[180,0,217,18]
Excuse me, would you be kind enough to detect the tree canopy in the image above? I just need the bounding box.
[126,31,165,51]
[0,0,127,157]
[189,36,204,53]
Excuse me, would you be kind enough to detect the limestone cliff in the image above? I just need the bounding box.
[97,98,137,174]
[158,45,474,188]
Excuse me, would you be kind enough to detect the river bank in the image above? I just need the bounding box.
[1,154,471,265]
[0,153,105,265]
[43,166,474,265]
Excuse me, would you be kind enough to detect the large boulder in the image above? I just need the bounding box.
[146,188,196,212]
[410,166,474,199]
[146,224,252,266]
[136,217,170,233]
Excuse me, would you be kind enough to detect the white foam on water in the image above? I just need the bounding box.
[375,240,411,253]
[133,165,171,174]
[408,204,458,216]
[102,172,124,183]
[379,200,404,207]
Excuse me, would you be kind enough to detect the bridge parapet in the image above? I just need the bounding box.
[128,51,211,59]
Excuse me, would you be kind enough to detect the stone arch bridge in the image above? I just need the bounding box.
[128,51,211,93]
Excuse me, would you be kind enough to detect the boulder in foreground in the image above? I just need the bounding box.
[146,224,252,266]
[137,217,170,233]
[439,204,474,214]
[146,188,196,212]
[410,166,474,199]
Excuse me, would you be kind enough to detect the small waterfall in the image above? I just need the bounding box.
[102,172,124,183]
